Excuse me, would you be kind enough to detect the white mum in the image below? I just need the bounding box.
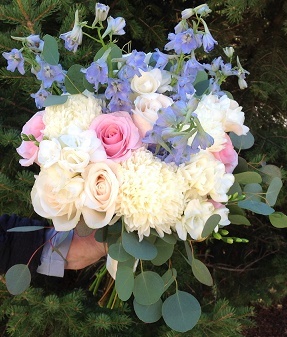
[43,94,102,138]
[180,151,234,202]
[116,148,186,240]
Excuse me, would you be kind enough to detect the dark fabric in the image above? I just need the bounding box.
[0,214,47,274]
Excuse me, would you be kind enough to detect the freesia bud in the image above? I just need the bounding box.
[102,16,126,39]
[93,3,110,26]
[223,46,234,58]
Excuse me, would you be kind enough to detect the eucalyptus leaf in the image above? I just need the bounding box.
[133,298,162,323]
[133,271,164,305]
[229,214,251,226]
[191,258,213,286]
[115,265,134,301]
[43,95,68,107]
[109,242,132,262]
[194,80,209,96]
[230,131,254,150]
[7,226,45,232]
[233,156,249,174]
[42,34,59,65]
[193,70,208,85]
[162,268,177,292]
[94,227,108,242]
[5,264,31,295]
[266,177,283,206]
[161,233,177,245]
[201,214,221,238]
[260,165,282,184]
[269,212,287,228]
[65,64,85,94]
[162,291,201,332]
[227,205,246,216]
[243,183,262,202]
[235,171,262,184]
[228,181,242,196]
[151,239,174,266]
[122,231,157,260]
[238,200,274,215]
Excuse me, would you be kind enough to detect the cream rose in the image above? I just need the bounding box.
[131,93,173,138]
[31,164,84,231]
[81,161,120,228]
[131,68,161,94]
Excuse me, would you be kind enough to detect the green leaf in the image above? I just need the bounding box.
[151,239,174,266]
[269,212,287,228]
[194,80,209,96]
[108,242,132,262]
[243,183,262,202]
[43,95,68,107]
[228,181,242,196]
[230,131,254,150]
[115,265,134,301]
[133,271,164,305]
[161,233,177,244]
[162,291,201,332]
[193,70,208,85]
[234,171,262,184]
[162,268,177,292]
[7,226,45,232]
[260,165,282,184]
[191,258,213,286]
[94,227,108,242]
[5,264,31,295]
[65,64,85,94]
[122,231,157,260]
[42,34,59,65]
[266,177,283,206]
[229,214,251,226]
[227,205,246,216]
[233,156,249,174]
[238,200,275,215]
[201,214,221,238]
[133,298,162,323]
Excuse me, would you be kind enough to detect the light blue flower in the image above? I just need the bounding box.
[102,16,126,38]
[31,88,51,108]
[60,10,84,53]
[35,58,65,88]
[2,48,25,75]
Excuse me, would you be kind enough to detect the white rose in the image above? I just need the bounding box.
[59,147,90,173]
[31,164,84,231]
[81,161,120,229]
[38,139,61,168]
[131,68,162,94]
[131,93,173,138]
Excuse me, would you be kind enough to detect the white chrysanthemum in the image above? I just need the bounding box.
[43,94,102,138]
[192,94,249,152]
[116,148,185,240]
[180,151,234,202]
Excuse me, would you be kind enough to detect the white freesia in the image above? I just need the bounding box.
[180,151,234,203]
[38,139,61,168]
[131,93,173,138]
[43,94,102,138]
[81,161,120,229]
[31,164,84,231]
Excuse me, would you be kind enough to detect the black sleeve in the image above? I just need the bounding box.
[0,214,47,274]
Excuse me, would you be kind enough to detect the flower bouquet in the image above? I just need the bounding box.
[3,3,286,333]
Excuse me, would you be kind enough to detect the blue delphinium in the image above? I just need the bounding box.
[2,49,25,75]
[35,57,65,88]
[165,28,200,55]
[118,50,148,80]
[82,59,109,90]
[31,88,51,108]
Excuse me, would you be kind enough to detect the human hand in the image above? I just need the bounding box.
[65,230,107,270]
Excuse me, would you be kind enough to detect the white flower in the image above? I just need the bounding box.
[31,164,84,231]
[116,148,186,240]
[38,139,61,168]
[180,151,234,203]
[223,47,234,58]
[43,94,102,138]
[131,93,173,138]
[81,161,120,229]
[93,3,110,26]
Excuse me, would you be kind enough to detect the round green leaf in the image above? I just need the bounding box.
[234,172,262,184]
[260,165,282,184]
[122,231,157,260]
[233,156,249,174]
[109,242,132,262]
[228,181,242,196]
[162,268,177,292]
[161,233,177,244]
[266,177,283,206]
[65,64,85,94]
[162,291,201,332]
[5,264,31,295]
[243,183,262,202]
[201,214,221,238]
[238,200,274,215]
[191,258,213,286]
[115,265,134,301]
[229,214,251,226]
[151,239,174,266]
[133,271,164,305]
[42,34,59,65]
[133,298,162,323]
[269,212,287,228]
[43,95,68,107]
[230,131,254,150]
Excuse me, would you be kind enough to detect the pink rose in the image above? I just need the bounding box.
[16,111,45,166]
[89,111,142,162]
[213,134,238,173]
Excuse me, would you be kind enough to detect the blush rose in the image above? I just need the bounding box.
[213,134,238,173]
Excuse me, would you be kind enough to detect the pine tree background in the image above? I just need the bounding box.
[1,0,287,336]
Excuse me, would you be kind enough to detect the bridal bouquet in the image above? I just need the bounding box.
[3,3,285,333]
